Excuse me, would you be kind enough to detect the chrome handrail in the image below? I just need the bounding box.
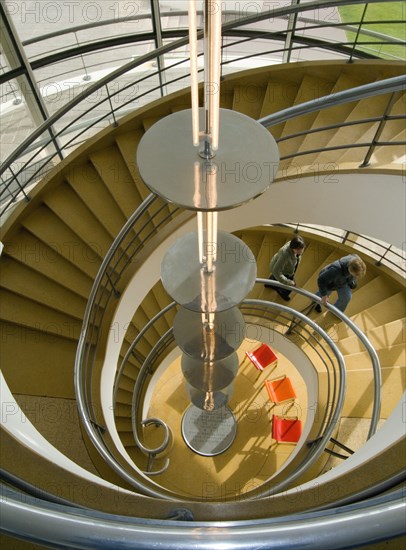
[1,1,405,209]
[2,73,404,216]
[259,75,406,127]
[275,223,406,277]
[123,296,346,501]
[256,277,382,438]
[73,182,380,499]
[2,484,405,550]
[74,193,181,500]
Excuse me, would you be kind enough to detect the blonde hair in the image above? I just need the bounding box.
[349,257,366,278]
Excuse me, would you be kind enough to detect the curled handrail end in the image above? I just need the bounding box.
[136,417,171,457]
[143,458,170,477]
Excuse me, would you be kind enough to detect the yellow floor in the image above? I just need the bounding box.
[145,339,308,500]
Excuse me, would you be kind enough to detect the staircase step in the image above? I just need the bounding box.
[345,342,405,370]
[115,131,178,229]
[114,131,146,196]
[141,293,170,337]
[297,72,365,156]
[118,373,137,392]
[336,290,406,338]
[44,183,113,258]
[66,162,127,237]
[118,431,137,446]
[120,327,152,362]
[338,318,406,355]
[116,388,133,405]
[345,274,399,317]
[89,145,146,219]
[130,309,161,348]
[279,74,335,158]
[142,116,162,131]
[1,255,86,320]
[1,324,78,397]
[372,128,405,167]
[343,364,405,419]
[260,79,300,139]
[21,205,100,279]
[0,289,83,341]
[115,417,133,431]
[4,228,93,299]
[232,84,266,119]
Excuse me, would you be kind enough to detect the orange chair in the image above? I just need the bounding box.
[265,376,296,404]
[272,415,302,443]
[245,343,278,372]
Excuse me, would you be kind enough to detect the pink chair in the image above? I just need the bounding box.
[245,343,278,372]
[265,376,296,404]
[272,415,302,443]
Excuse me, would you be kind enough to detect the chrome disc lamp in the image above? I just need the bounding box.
[137,0,279,456]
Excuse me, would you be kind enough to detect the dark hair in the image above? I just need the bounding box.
[289,235,305,250]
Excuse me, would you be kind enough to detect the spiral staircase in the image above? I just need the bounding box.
[1,55,405,548]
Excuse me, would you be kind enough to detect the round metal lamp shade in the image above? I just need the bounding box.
[181,404,237,455]
[173,306,245,360]
[187,386,229,411]
[136,108,280,211]
[181,352,239,392]
[161,231,256,312]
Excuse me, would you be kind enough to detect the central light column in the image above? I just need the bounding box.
[136,0,279,455]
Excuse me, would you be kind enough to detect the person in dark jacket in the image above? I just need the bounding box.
[315,254,366,313]
[265,235,305,301]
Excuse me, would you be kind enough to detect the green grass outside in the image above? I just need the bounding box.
[338,2,405,59]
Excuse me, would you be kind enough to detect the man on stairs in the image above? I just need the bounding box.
[314,254,366,313]
[265,235,306,301]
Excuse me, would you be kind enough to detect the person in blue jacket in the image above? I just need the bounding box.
[315,254,366,313]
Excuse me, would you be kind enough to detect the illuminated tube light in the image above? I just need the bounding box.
[210,0,222,150]
[189,0,200,146]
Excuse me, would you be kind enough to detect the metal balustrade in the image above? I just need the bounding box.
[1,1,405,213]
[72,178,381,500]
[1,2,403,546]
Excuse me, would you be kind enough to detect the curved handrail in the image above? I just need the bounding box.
[1,1,405,205]
[19,4,403,50]
[256,277,382,438]
[2,484,405,550]
[259,75,406,127]
[121,297,346,501]
[72,177,381,500]
[131,328,174,462]
[274,223,406,277]
[110,276,383,500]
[1,69,404,216]
[75,193,182,500]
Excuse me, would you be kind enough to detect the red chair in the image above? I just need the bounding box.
[245,343,278,372]
[272,415,302,443]
[265,376,296,404]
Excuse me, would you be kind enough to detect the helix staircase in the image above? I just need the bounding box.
[111,225,405,497]
[1,60,405,530]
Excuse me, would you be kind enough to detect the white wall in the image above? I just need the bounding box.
[220,173,405,249]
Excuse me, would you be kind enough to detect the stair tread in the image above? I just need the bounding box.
[0,289,83,340]
[21,205,100,279]
[4,228,93,299]
[338,318,406,354]
[89,144,146,218]
[1,256,87,319]
[44,184,113,257]
[232,84,267,119]
[66,162,127,236]
[336,290,406,338]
